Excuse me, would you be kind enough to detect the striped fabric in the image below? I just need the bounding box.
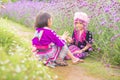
[36,45,62,65]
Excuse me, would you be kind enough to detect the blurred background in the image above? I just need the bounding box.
[0,0,120,80]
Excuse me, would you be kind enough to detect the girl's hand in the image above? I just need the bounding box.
[32,46,37,52]
[1,5,5,9]
[66,37,73,43]
[61,31,69,40]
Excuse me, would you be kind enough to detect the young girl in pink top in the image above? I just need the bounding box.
[66,12,93,59]
[32,12,83,68]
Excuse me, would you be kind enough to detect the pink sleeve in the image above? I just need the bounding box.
[48,30,65,47]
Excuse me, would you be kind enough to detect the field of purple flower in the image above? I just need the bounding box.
[1,0,120,65]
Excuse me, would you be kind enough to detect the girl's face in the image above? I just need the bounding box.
[48,18,52,28]
[75,21,84,30]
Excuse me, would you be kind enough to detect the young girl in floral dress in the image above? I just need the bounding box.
[66,12,93,59]
[32,12,83,68]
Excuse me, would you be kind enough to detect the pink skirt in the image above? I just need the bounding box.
[65,45,88,59]
[36,45,62,65]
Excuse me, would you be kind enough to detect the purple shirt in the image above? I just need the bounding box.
[32,27,65,47]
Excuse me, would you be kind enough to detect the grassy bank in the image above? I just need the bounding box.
[0,18,56,80]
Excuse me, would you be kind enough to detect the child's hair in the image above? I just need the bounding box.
[34,12,51,28]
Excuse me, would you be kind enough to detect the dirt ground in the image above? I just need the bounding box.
[51,62,102,80]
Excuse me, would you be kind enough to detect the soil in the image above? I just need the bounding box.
[51,62,101,80]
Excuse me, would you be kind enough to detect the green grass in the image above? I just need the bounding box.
[0,18,55,80]
[79,57,120,80]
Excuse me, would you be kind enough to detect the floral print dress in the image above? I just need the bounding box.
[67,30,93,59]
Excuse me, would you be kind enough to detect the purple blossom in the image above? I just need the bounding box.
[101,21,106,26]
[111,34,120,42]
[0,0,120,55]
[104,7,110,13]
[97,48,101,51]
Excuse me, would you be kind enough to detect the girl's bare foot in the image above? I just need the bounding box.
[72,58,84,64]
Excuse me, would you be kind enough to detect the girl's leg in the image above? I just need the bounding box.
[59,45,84,63]
[67,50,84,63]
[58,45,68,59]
[55,45,68,66]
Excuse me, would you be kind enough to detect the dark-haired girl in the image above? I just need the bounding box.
[32,12,83,68]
